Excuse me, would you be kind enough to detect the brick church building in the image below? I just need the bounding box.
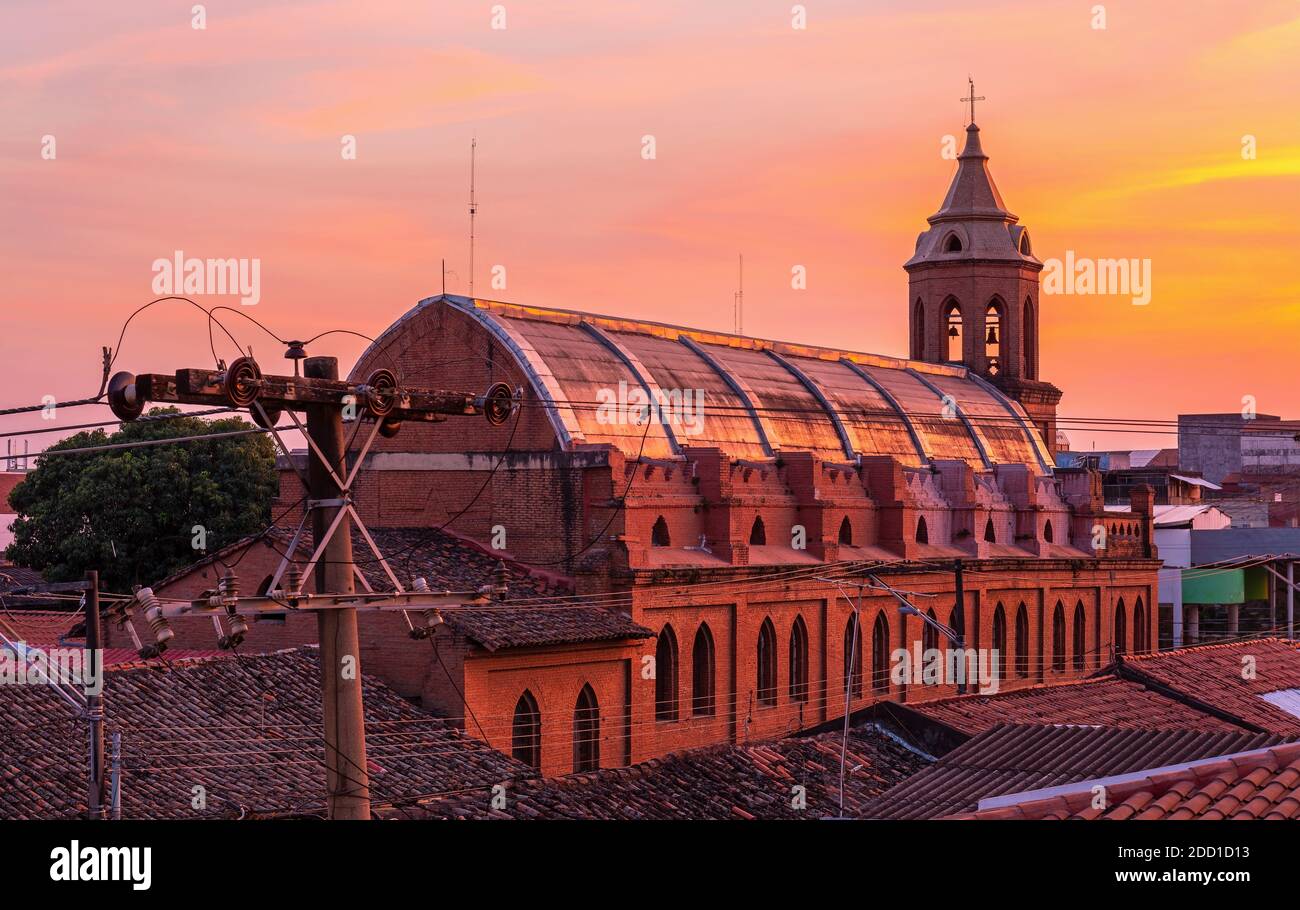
[148,117,1159,777]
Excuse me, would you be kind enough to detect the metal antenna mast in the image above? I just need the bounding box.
[734,253,744,334]
[469,136,477,297]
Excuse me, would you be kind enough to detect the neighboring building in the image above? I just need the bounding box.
[1179,413,1300,486]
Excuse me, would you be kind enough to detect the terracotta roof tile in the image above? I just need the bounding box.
[0,646,525,819]
[387,727,928,820]
[157,526,652,651]
[865,723,1282,819]
[1118,638,1300,736]
[958,741,1300,820]
[906,676,1243,737]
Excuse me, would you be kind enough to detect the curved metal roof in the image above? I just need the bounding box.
[361,295,1052,472]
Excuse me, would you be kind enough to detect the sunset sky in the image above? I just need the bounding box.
[2,0,1298,453]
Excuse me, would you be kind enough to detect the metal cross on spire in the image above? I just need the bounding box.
[961,76,985,125]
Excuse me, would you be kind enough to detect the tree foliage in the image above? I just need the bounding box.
[5,408,278,592]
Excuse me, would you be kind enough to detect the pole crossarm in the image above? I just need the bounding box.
[136,368,487,421]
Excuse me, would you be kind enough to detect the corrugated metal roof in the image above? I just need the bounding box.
[402,296,1053,471]
[865,723,1282,819]
[1259,687,1300,720]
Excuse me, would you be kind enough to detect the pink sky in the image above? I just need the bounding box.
[2,0,1298,455]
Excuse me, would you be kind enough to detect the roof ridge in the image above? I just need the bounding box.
[1126,637,1297,661]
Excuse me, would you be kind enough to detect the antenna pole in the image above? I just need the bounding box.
[734,253,744,335]
[469,137,477,298]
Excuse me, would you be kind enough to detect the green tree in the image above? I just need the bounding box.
[5,408,278,592]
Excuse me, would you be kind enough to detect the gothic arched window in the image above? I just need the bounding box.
[944,300,964,363]
[512,690,541,769]
[912,298,926,359]
[750,516,766,546]
[1115,599,1127,656]
[1024,297,1038,380]
[871,613,890,693]
[1052,601,1066,672]
[839,516,853,546]
[1134,598,1147,654]
[985,299,1004,374]
[654,625,679,721]
[789,616,809,703]
[1015,603,1030,678]
[1073,601,1086,671]
[843,614,863,699]
[756,618,777,706]
[651,516,670,547]
[692,624,716,716]
[916,516,929,544]
[992,603,1008,680]
[573,684,600,773]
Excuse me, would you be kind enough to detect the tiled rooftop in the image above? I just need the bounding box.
[961,741,1300,820]
[158,525,653,652]
[387,727,929,820]
[899,676,1245,738]
[0,647,526,819]
[866,723,1283,820]
[1117,638,1300,736]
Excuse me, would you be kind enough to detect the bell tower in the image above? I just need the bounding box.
[904,92,1062,455]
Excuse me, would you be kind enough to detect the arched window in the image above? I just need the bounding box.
[654,625,679,721]
[692,624,716,716]
[1052,601,1066,672]
[992,603,1008,680]
[838,516,853,546]
[1024,297,1037,380]
[789,616,809,703]
[1014,603,1030,678]
[1019,230,1032,256]
[984,299,1003,375]
[916,516,929,544]
[871,613,890,693]
[651,516,670,547]
[944,300,964,363]
[944,233,963,253]
[984,518,996,543]
[1044,520,1054,544]
[573,684,600,773]
[749,516,766,546]
[756,618,777,706]
[1134,598,1147,653]
[1114,599,1127,656]
[843,614,863,699]
[1073,601,1086,671]
[912,299,925,359]
[512,690,541,769]
[922,609,939,655]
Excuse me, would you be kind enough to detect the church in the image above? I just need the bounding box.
[152,114,1161,776]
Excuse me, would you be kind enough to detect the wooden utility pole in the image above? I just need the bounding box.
[105,349,517,820]
[304,356,370,820]
[84,569,106,820]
